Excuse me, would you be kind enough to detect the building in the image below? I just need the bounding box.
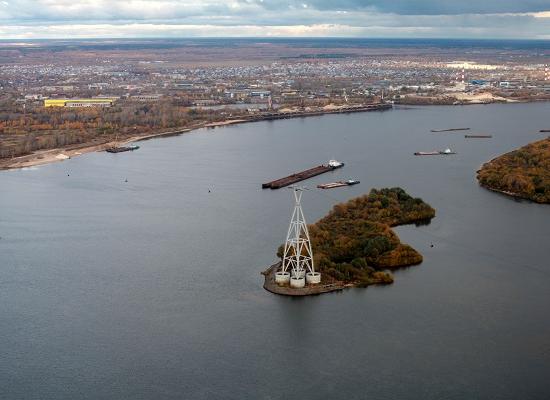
[44,98,115,107]
[129,94,163,101]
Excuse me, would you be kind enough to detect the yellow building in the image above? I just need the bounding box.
[44,98,115,108]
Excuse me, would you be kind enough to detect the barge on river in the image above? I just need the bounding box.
[106,145,140,153]
[414,148,456,156]
[317,179,360,189]
[262,160,344,189]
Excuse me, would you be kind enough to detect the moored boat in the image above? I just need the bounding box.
[106,145,140,153]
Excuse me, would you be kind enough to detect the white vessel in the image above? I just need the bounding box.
[328,159,345,168]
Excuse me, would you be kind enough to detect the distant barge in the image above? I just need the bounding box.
[106,145,140,153]
[431,128,470,133]
[317,179,360,189]
[414,148,456,156]
[465,134,492,138]
[262,160,344,189]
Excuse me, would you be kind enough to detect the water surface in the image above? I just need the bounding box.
[1,103,549,399]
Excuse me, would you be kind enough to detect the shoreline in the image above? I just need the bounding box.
[478,182,548,204]
[0,104,390,171]
[261,261,392,297]
[261,262,351,296]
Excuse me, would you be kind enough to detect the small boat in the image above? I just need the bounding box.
[106,145,140,153]
[440,148,456,155]
[317,179,360,189]
[327,159,345,169]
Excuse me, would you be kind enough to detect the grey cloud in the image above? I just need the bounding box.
[245,0,550,15]
[0,0,549,39]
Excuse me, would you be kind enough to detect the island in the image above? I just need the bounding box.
[477,137,550,204]
[263,188,436,295]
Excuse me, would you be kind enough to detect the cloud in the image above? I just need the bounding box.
[0,0,549,38]
[251,0,550,15]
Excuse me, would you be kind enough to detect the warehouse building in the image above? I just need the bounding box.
[44,98,115,108]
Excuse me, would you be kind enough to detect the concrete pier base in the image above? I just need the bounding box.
[306,272,321,284]
[262,262,345,296]
[275,272,291,286]
[292,270,306,279]
[290,276,306,288]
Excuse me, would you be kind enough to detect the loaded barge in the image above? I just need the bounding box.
[465,134,492,138]
[414,148,456,156]
[317,179,360,189]
[263,160,344,189]
[430,128,470,133]
[106,145,140,153]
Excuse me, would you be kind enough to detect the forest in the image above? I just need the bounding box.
[477,137,550,204]
[0,96,240,159]
[278,188,436,287]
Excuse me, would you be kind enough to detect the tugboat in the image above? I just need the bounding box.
[439,148,456,155]
[328,159,345,169]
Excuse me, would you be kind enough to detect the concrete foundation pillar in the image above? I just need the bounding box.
[306,272,321,285]
[275,272,291,286]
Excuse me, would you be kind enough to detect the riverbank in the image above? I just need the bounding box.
[262,262,350,296]
[264,188,435,296]
[477,137,550,204]
[0,103,391,171]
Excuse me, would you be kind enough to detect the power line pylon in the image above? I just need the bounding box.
[275,187,320,288]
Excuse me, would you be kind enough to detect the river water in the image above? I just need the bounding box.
[1,103,549,399]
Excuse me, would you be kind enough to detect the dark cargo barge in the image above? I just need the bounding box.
[105,145,140,153]
[262,160,344,189]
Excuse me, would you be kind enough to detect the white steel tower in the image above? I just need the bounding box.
[275,187,321,288]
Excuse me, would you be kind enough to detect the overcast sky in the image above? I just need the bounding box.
[0,0,549,39]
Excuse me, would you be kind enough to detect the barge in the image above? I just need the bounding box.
[414,148,456,156]
[262,160,344,189]
[106,145,140,153]
[431,128,470,133]
[317,179,360,189]
[465,134,492,138]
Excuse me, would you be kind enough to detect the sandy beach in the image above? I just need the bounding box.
[0,105,390,171]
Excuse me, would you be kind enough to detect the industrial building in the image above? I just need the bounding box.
[44,98,115,108]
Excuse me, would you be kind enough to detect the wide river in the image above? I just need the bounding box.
[1,103,549,399]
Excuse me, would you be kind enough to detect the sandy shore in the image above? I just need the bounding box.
[0,127,195,170]
[0,104,390,171]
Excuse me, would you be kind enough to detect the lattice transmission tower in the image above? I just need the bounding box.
[276,187,320,287]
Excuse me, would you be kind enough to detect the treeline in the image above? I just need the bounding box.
[477,137,550,203]
[0,99,243,158]
[278,188,436,286]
